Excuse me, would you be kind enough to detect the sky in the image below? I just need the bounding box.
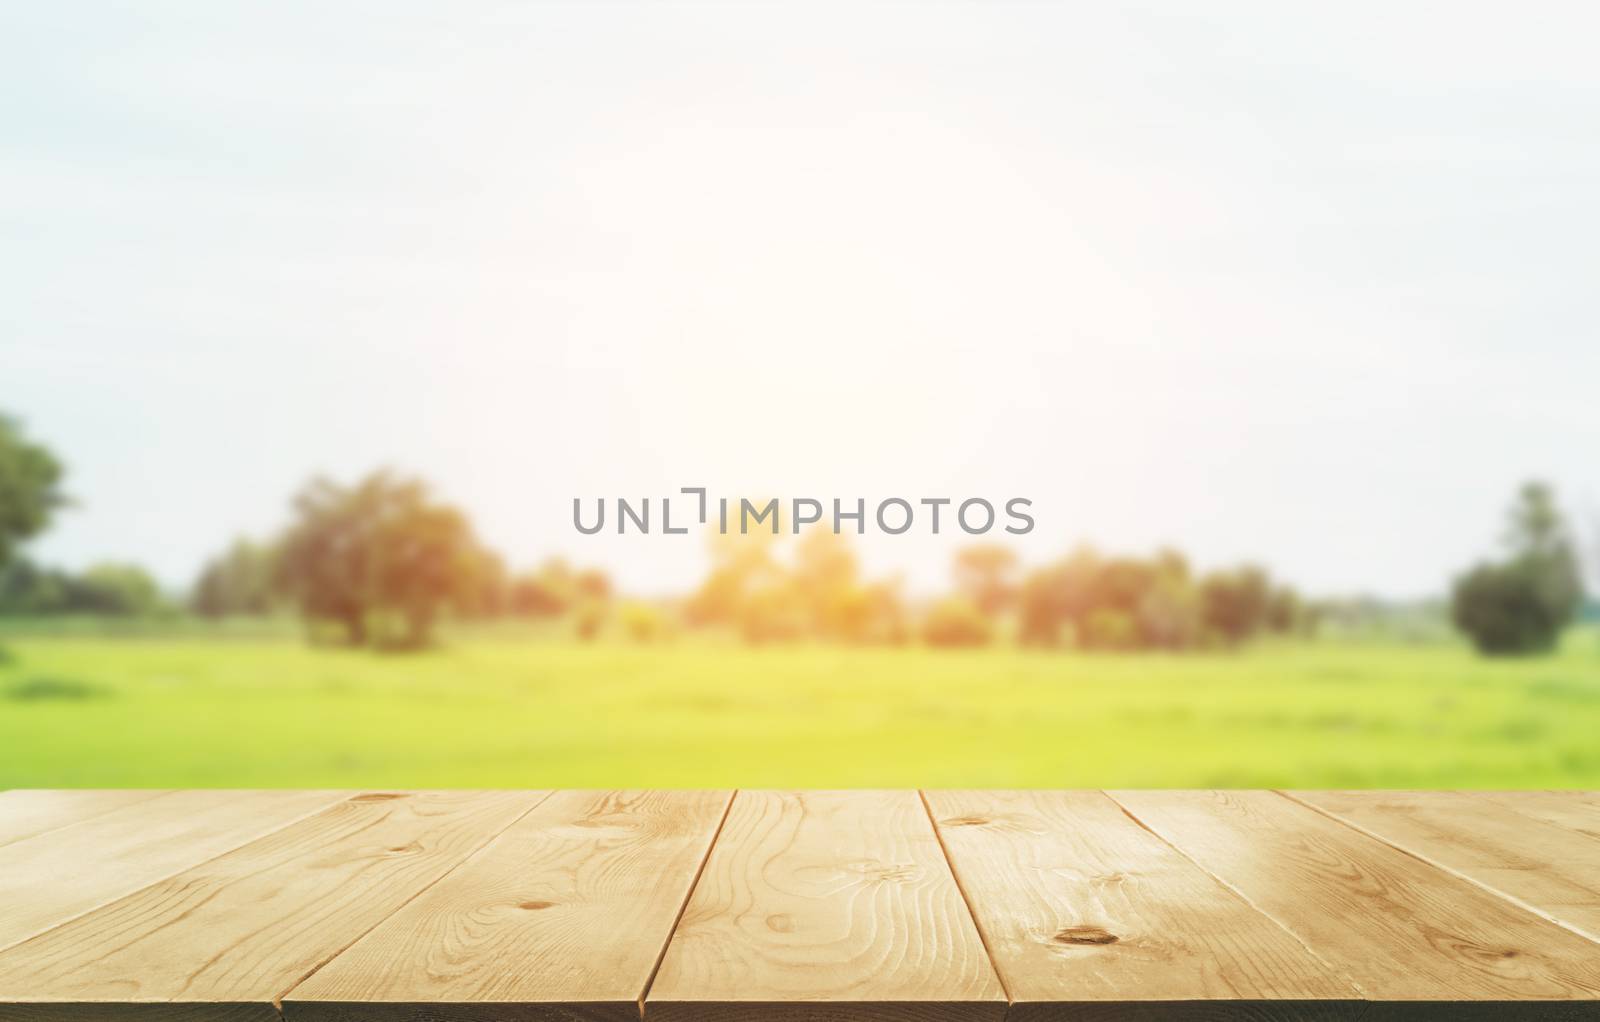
[3,1,1599,598]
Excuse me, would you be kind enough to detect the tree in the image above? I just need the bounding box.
[1265,586,1302,634]
[686,510,786,635]
[1136,552,1202,649]
[921,596,993,647]
[1503,481,1583,620]
[0,558,70,613]
[1452,482,1584,655]
[1017,546,1102,646]
[953,544,1019,617]
[833,579,909,645]
[275,471,495,648]
[0,415,67,568]
[510,558,576,617]
[192,538,279,617]
[792,528,861,639]
[1199,566,1272,646]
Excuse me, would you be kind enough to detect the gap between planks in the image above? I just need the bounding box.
[917,789,1015,1008]
[1098,790,1364,999]
[1108,789,1600,1007]
[1276,789,1600,949]
[269,790,562,1013]
[13,791,1600,1020]
[633,789,739,1019]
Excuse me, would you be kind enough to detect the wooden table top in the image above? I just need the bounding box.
[0,790,1597,1020]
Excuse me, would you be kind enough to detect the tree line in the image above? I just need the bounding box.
[0,412,1592,654]
[188,472,614,648]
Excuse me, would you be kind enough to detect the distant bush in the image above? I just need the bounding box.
[1453,560,1570,655]
[921,597,993,648]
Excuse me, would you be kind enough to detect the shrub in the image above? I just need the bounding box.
[1452,560,1569,655]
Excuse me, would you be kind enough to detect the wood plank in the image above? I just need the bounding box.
[282,789,731,1022]
[925,790,1361,1021]
[0,789,171,849]
[0,789,352,953]
[646,789,1006,1022]
[0,790,545,1020]
[1110,790,1600,1007]
[1474,791,1600,843]
[1289,790,1600,943]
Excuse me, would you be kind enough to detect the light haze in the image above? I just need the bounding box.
[4,2,1598,597]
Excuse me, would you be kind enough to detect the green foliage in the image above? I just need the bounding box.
[191,538,279,617]
[76,562,167,616]
[1452,482,1584,656]
[0,415,67,568]
[0,558,73,614]
[921,596,993,647]
[1453,561,1569,654]
[275,471,497,649]
[0,557,167,616]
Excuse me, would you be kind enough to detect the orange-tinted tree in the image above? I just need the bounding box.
[276,471,497,648]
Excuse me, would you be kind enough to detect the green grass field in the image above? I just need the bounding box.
[3,628,1599,788]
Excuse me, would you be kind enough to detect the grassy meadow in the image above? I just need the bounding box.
[3,625,1599,789]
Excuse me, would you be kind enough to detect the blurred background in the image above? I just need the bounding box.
[3,2,1599,787]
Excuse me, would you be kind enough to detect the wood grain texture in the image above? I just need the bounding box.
[925,790,1360,1021]
[1110,790,1600,1005]
[1288,790,1600,942]
[0,790,171,850]
[0,790,544,1020]
[6,789,1600,1020]
[282,789,732,1022]
[647,789,1006,1022]
[0,789,351,953]
[1474,791,1600,843]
